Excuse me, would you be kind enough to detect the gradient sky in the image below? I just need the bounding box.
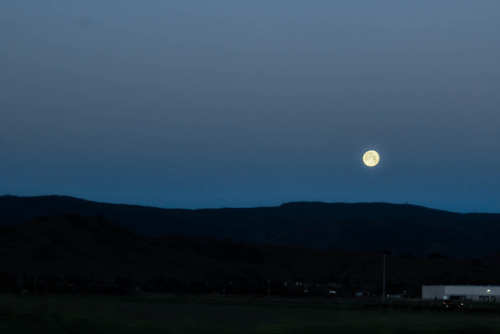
[1,1,499,213]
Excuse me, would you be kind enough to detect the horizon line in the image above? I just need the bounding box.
[1,193,497,215]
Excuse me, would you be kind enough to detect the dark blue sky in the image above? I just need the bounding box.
[1,1,499,212]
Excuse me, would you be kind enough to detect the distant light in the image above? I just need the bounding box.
[487,289,491,293]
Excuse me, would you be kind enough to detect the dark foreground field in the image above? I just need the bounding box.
[2,294,500,333]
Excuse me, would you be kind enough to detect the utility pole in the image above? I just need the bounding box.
[382,254,386,302]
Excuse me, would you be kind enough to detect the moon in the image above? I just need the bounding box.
[363,150,380,167]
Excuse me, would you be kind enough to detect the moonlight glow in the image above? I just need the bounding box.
[363,150,380,167]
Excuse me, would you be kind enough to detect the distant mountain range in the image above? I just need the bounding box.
[1,195,500,258]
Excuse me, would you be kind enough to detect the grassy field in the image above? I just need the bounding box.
[1,294,500,333]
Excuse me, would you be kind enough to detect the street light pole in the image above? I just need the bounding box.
[382,254,386,302]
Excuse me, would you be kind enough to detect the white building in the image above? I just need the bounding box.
[422,285,500,302]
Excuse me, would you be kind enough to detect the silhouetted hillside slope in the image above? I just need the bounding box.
[1,195,500,258]
[2,215,500,296]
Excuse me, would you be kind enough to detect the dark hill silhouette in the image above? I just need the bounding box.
[1,195,500,258]
[2,215,500,296]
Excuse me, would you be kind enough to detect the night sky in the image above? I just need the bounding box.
[1,1,499,213]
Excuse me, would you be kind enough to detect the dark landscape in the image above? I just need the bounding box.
[2,195,500,298]
[3,293,500,334]
[2,197,500,332]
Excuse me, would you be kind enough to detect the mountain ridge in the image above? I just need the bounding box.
[1,195,500,258]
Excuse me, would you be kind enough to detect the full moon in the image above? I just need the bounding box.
[363,150,380,167]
